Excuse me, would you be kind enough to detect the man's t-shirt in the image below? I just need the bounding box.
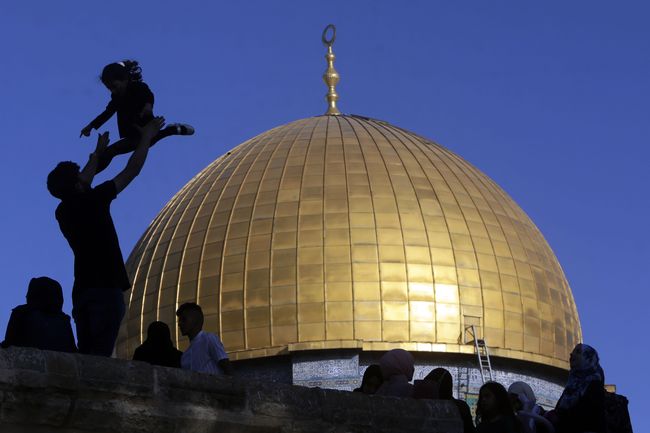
[56,181,130,298]
[181,331,229,375]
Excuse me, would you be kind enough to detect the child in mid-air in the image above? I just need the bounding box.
[80,60,194,171]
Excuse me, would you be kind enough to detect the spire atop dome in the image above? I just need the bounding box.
[322,24,340,115]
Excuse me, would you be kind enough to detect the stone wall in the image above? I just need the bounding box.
[0,347,462,433]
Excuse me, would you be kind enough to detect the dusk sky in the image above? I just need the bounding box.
[1,1,648,429]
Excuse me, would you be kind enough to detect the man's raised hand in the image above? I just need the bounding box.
[95,131,110,154]
[136,116,165,142]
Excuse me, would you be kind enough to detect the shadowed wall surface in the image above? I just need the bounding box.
[0,347,461,433]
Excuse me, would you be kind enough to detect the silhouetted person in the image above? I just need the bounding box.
[353,364,383,394]
[475,381,522,433]
[375,349,414,398]
[552,344,605,433]
[47,117,165,356]
[2,277,76,353]
[176,303,232,375]
[508,381,553,433]
[133,321,182,368]
[80,60,194,172]
[414,368,476,433]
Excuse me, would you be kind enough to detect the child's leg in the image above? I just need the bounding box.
[96,125,194,173]
[96,137,137,174]
[153,123,194,142]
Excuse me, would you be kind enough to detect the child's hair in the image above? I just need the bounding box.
[101,60,143,85]
[475,381,519,426]
[47,161,80,200]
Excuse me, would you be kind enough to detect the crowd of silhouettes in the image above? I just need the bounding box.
[353,344,632,433]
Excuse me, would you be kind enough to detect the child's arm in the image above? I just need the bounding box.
[80,101,117,137]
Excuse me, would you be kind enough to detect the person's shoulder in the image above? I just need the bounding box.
[92,180,118,199]
[206,332,223,343]
[55,201,67,218]
[11,304,30,314]
[130,81,153,93]
[455,398,472,413]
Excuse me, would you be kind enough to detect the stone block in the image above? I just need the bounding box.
[0,389,72,427]
[0,348,462,433]
[247,382,324,420]
[3,347,46,372]
[321,388,372,426]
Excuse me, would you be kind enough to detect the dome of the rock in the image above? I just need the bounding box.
[116,113,580,371]
[116,27,582,407]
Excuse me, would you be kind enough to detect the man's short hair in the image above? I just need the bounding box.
[176,302,204,319]
[47,161,80,199]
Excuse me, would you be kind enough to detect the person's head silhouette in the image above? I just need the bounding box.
[47,161,85,200]
[26,277,64,313]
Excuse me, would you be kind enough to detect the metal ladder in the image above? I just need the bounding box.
[466,325,494,383]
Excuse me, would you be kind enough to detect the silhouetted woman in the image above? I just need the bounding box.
[2,277,77,352]
[133,321,182,368]
[80,60,194,172]
[508,381,554,433]
[553,344,605,433]
[414,368,476,433]
[353,364,383,394]
[475,381,521,433]
[375,349,414,398]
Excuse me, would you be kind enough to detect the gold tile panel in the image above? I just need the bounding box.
[116,115,580,371]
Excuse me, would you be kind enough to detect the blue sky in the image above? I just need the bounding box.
[1,1,648,428]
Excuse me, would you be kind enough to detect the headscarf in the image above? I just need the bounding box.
[508,381,537,411]
[375,349,415,398]
[143,321,174,349]
[26,277,63,313]
[354,364,383,394]
[509,381,539,433]
[556,343,603,410]
[425,368,453,399]
[133,321,181,368]
[379,349,414,381]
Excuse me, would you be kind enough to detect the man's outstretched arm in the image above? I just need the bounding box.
[78,131,110,186]
[112,116,165,194]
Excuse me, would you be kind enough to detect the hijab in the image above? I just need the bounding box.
[376,349,415,398]
[133,321,181,368]
[556,343,603,410]
[508,381,537,411]
[425,368,454,399]
[379,349,414,381]
[26,277,64,313]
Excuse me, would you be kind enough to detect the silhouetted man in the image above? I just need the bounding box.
[47,117,164,356]
[176,303,233,375]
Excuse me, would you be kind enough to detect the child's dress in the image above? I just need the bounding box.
[89,81,155,138]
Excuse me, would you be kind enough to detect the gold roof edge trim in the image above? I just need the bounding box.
[226,342,569,371]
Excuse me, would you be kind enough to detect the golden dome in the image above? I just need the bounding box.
[117,114,581,369]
